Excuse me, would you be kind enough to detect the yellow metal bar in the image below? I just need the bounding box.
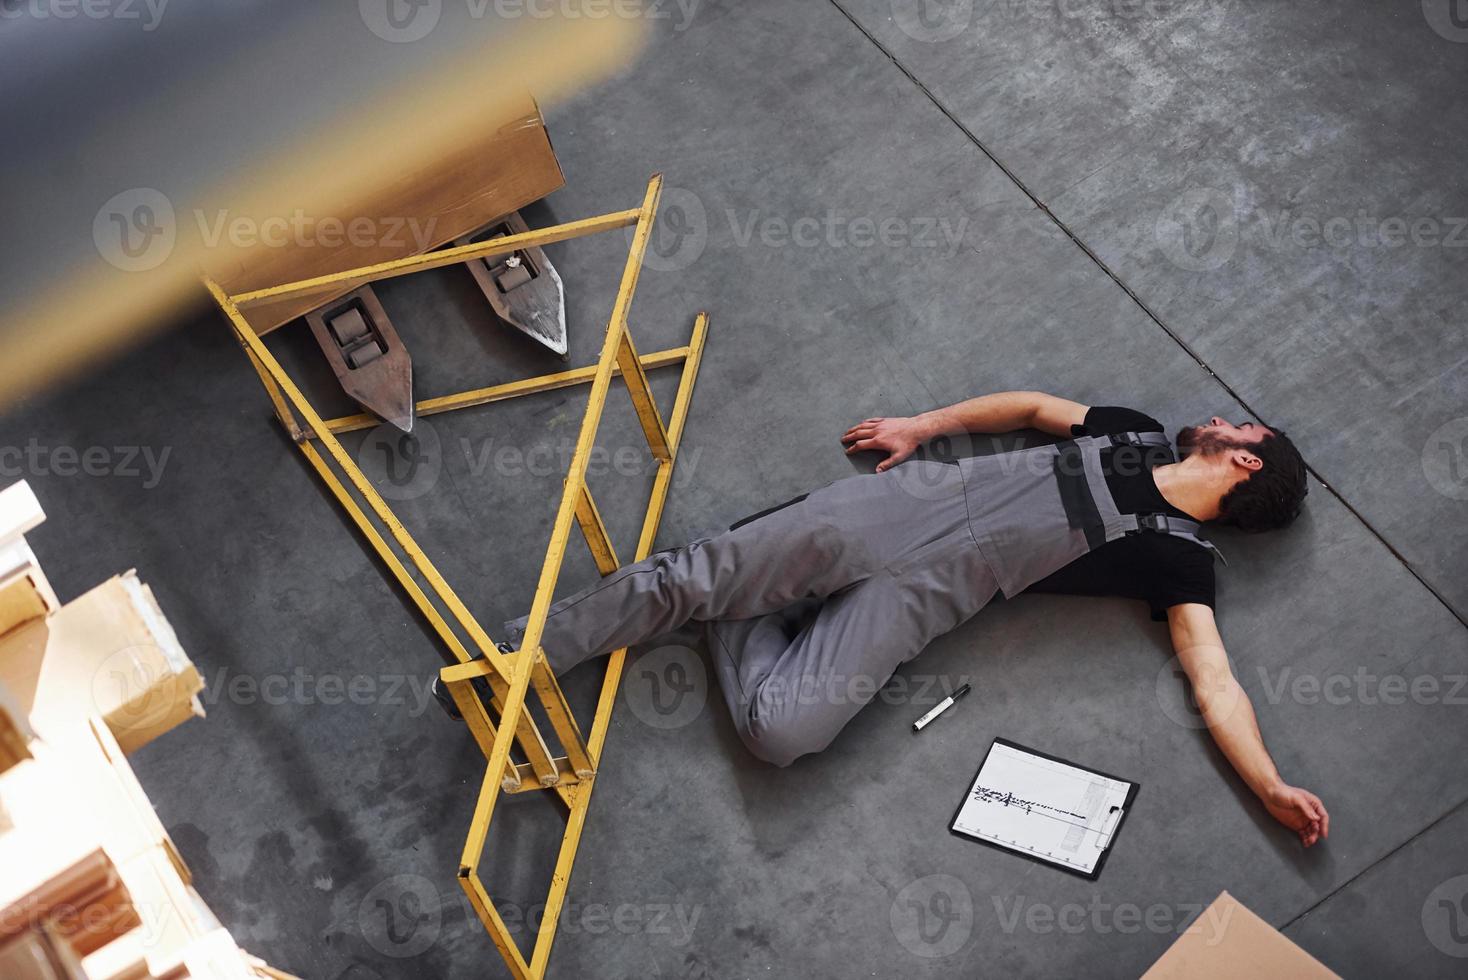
[525,313,708,975]
[456,175,664,878]
[321,344,691,435]
[589,312,708,769]
[444,174,664,689]
[237,336,305,441]
[233,208,642,309]
[527,653,595,781]
[295,437,557,794]
[616,329,671,461]
[206,277,511,680]
[460,866,532,980]
[574,484,621,575]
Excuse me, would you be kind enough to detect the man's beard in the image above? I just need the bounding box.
[1176,425,1233,458]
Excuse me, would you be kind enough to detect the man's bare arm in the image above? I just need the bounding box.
[1167,602,1330,848]
[840,392,1088,472]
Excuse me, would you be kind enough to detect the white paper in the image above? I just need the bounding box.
[951,742,1133,875]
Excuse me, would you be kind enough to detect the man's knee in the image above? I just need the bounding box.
[742,717,809,767]
[742,701,839,767]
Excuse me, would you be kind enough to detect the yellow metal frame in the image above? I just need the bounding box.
[205,174,708,978]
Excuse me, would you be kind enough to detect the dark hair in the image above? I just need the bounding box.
[1216,429,1307,532]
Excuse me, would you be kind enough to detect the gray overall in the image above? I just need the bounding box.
[504,432,1220,766]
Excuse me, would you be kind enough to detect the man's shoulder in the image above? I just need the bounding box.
[1074,406,1166,438]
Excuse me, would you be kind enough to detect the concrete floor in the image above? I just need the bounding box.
[6,1,1467,976]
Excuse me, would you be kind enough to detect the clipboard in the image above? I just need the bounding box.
[949,738,1140,880]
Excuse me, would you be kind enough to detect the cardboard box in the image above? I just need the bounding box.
[206,94,566,335]
[1142,890,1339,979]
[0,573,204,755]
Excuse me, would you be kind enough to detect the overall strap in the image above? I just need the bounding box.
[1070,433,1227,565]
[1115,512,1228,566]
[1105,431,1173,451]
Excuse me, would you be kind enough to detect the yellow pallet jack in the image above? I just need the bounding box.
[206,174,707,979]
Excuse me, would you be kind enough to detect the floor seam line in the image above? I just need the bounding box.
[1279,794,1468,931]
[825,0,1468,631]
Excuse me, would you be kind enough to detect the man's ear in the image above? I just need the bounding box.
[1232,450,1263,472]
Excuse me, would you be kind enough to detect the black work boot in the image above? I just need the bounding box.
[431,675,462,720]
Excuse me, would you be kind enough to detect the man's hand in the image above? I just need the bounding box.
[840,417,929,472]
[1263,784,1331,847]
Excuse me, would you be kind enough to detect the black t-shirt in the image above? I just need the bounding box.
[1024,406,1217,620]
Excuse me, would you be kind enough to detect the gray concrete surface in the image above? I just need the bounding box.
[3,1,1465,977]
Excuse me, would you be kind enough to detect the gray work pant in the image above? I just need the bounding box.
[504,461,999,766]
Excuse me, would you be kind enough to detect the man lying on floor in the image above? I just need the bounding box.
[453,391,1330,848]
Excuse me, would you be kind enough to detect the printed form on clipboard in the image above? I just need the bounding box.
[950,739,1140,879]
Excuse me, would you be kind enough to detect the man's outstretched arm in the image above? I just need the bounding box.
[840,391,1089,472]
[1167,602,1330,848]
